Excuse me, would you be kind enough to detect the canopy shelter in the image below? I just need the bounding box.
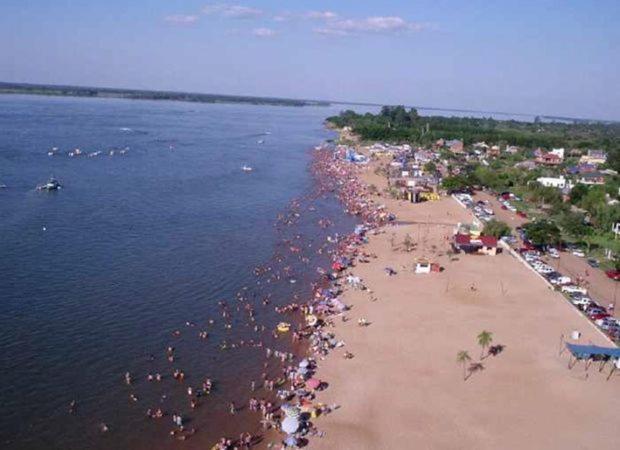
[565,342,620,379]
[565,343,620,359]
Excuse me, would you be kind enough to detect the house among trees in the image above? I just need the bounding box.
[536,175,569,189]
[577,172,606,185]
[579,149,607,165]
[535,152,563,166]
[486,145,501,158]
[472,141,489,151]
[549,148,565,159]
[452,234,498,256]
[567,163,598,174]
[515,160,537,170]
[446,139,465,154]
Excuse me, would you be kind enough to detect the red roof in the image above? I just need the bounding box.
[455,234,471,245]
[454,234,497,248]
[480,236,498,247]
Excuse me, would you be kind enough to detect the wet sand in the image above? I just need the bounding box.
[308,161,619,449]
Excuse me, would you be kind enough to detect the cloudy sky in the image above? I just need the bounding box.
[1,0,618,120]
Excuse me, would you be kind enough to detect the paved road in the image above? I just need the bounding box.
[473,191,619,319]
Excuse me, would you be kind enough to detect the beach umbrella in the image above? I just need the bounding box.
[283,435,298,447]
[306,378,321,390]
[281,417,300,434]
[281,404,301,419]
[305,314,318,326]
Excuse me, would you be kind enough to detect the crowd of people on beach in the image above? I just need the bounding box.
[81,143,392,449]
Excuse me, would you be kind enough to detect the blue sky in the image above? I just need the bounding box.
[1,1,618,120]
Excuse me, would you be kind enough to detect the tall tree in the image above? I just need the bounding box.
[477,330,493,359]
[483,220,512,238]
[456,350,472,381]
[523,220,561,247]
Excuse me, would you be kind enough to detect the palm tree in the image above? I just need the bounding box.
[477,330,493,359]
[456,350,472,381]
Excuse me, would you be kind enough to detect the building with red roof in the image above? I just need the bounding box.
[453,234,498,256]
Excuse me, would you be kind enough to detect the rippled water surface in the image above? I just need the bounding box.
[0,95,357,449]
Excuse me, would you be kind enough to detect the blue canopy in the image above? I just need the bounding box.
[565,342,620,359]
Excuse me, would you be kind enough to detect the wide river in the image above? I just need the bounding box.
[0,95,361,449]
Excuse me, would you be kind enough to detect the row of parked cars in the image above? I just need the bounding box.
[520,249,620,341]
[497,192,528,218]
[454,193,495,222]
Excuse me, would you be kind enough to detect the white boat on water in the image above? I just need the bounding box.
[242,165,253,172]
[36,177,62,191]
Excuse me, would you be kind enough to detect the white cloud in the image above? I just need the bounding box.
[252,27,276,38]
[164,14,199,25]
[305,11,338,21]
[314,27,349,37]
[202,4,263,19]
[315,16,429,36]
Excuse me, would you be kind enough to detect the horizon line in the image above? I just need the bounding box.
[0,80,615,124]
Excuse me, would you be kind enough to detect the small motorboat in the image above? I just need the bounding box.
[257,139,265,144]
[36,177,62,191]
[242,165,253,172]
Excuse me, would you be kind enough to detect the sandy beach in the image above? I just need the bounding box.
[307,157,619,449]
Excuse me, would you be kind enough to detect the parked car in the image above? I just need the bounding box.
[561,285,588,294]
[571,297,592,309]
[535,265,554,274]
[547,248,560,259]
[572,250,586,257]
[589,312,610,321]
[605,270,620,281]
[516,211,527,218]
[586,258,600,268]
[549,275,571,285]
[586,305,607,315]
[501,236,517,245]
[597,317,619,329]
[522,241,535,251]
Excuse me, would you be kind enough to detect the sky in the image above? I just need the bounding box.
[0,0,619,120]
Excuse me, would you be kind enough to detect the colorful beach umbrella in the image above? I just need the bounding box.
[306,378,321,390]
[281,417,300,434]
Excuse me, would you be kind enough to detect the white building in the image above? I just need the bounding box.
[550,148,565,160]
[536,175,568,189]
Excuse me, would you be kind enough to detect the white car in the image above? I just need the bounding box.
[532,262,553,273]
[525,254,540,263]
[547,248,560,259]
[572,250,585,257]
[550,276,571,285]
[572,297,592,309]
[561,285,588,295]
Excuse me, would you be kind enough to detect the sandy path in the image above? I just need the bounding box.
[308,180,619,449]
